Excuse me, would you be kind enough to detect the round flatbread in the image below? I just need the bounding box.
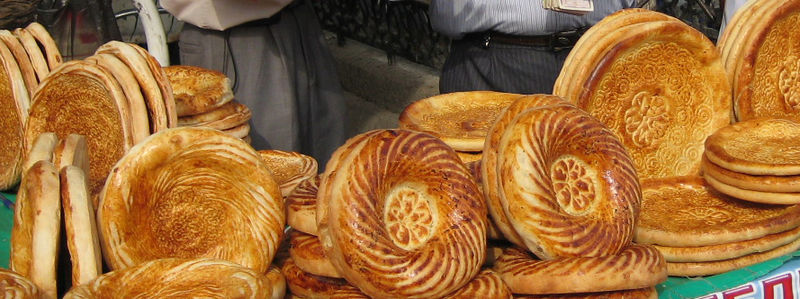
[701,154,800,193]
[164,65,234,116]
[130,44,177,129]
[63,258,285,298]
[286,175,319,236]
[482,95,570,247]
[494,246,666,295]
[96,41,169,134]
[282,257,352,299]
[86,53,151,144]
[577,20,730,179]
[704,174,800,205]
[514,287,658,299]
[178,100,247,126]
[399,91,523,151]
[25,60,132,205]
[25,23,62,71]
[0,38,29,190]
[98,127,283,273]
[444,269,512,299]
[13,28,48,83]
[223,122,250,139]
[667,235,800,277]
[705,118,800,176]
[497,104,639,259]
[192,104,251,131]
[61,166,102,286]
[653,225,800,263]
[258,150,318,197]
[317,129,486,298]
[289,230,341,278]
[0,30,37,99]
[732,0,800,121]
[636,176,800,247]
[0,268,39,298]
[9,160,60,299]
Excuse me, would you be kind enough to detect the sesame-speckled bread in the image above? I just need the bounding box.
[289,230,341,278]
[730,0,800,121]
[317,129,487,298]
[577,20,730,179]
[0,29,37,99]
[98,127,284,273]
[482,95,571,247]
[286,175,320,236]
[496,104,640,259]
[164,65,233,117]
[636,176,800,247]
[705,118,800,176]
[86,53,150,143]
[494,246,666,295]
[0,37,30,191]
[0,268,39,298]
[399,91,523,151]
[64,258,285,299]
[258,150,318,197]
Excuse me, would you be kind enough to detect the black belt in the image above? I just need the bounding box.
[462,28,587,52]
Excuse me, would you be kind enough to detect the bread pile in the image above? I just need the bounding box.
[716,0,800,121]
[0,22,62,191]
[702,118,800,204]
[258,149,317,197]
[635,176,800,276]
[165,65,253,144]
[552,9,730,179]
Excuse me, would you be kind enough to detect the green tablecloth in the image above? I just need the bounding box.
[0,191,15,269]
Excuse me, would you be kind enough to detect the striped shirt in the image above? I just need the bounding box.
[429,0,637,39]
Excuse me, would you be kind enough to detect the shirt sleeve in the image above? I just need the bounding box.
[429,0,638,39]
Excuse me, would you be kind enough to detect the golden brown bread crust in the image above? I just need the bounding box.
[61,166,102,286]
[702,154,800,193]
[667,235,800,277]
[0,37,28,191]
[10,160,60,299]
[705,174,800,205]
[64,258,282,298]
[705,118,800,175]
[165,65,233,117]
[317,129,487,298]
[579,20,730,179]
[13,28,48,82]
[178,100,247,126]
[287,175,320,235]
[0,30,37,99]
[20,132,57,184]
[282,257,352,299]
[258,149,318,197]
[0,268,39,298]
[482,95,570,247]
[636,176,800,246]
[189,104,251,131]
[53,134,89,179]
[130,44,177,129]
[289,230,342,278]
[554,9,678,103]
[653,225,800,263]
[456,151,482,164]
[98,127,284,273]
[497,104,640,259]
[25,61,130,205]
[733,0,800,121]
[494,246,666,295]
[96,41,169,134]
[443,269,512,299]
[513,287,658,299]
[25,23,62,71]
[223,122,250,139]
[399,91,523,151]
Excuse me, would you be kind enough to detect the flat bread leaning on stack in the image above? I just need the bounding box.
[286,175,319,236]
[702,118,800,204]
[0,36,30,191]
[0,29,37,99]
[258,150,318,197]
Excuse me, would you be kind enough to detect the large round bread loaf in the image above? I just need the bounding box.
[0,37,29,191]
[705,118,800,176]
[317,129,487,298]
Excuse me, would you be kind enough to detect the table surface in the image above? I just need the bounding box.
[0,191,797,298]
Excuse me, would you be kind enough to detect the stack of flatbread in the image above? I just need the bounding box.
[482,95,666,297]
[716,0,800,122]
[165,65,253,144]
[702,118,800,205]
[282,129,514,298]
[552,8,730,179]
[398,91,524,164]
[636,176,800,277]
[0,22,62,191]
[10,132,100,298]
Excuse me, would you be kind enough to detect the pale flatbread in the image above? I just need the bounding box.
[13,28,48,82]
[192,104,251,130]
[53,134,89,175]
[223,122,250,139]
[652,225,800,262]
[0,30,37,99]
[25,23,62,71]
[178,100,247,126]
[61,166,102,286]
[87,53,151,144]
[131,44,177,129]
[0,268,40,298]
[21,132,57,176]
[286,175,319,236]
[257,150,318,197]
[668,235,800,277]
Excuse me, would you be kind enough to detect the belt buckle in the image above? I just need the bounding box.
[548,27,585,52]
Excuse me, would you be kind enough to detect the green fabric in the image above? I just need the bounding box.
[0,192,15,269]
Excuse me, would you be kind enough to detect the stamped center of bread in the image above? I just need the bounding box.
[383,182,437,251]
[779,58,800,110]
[624,90,670,148]
[550,155,599,216]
